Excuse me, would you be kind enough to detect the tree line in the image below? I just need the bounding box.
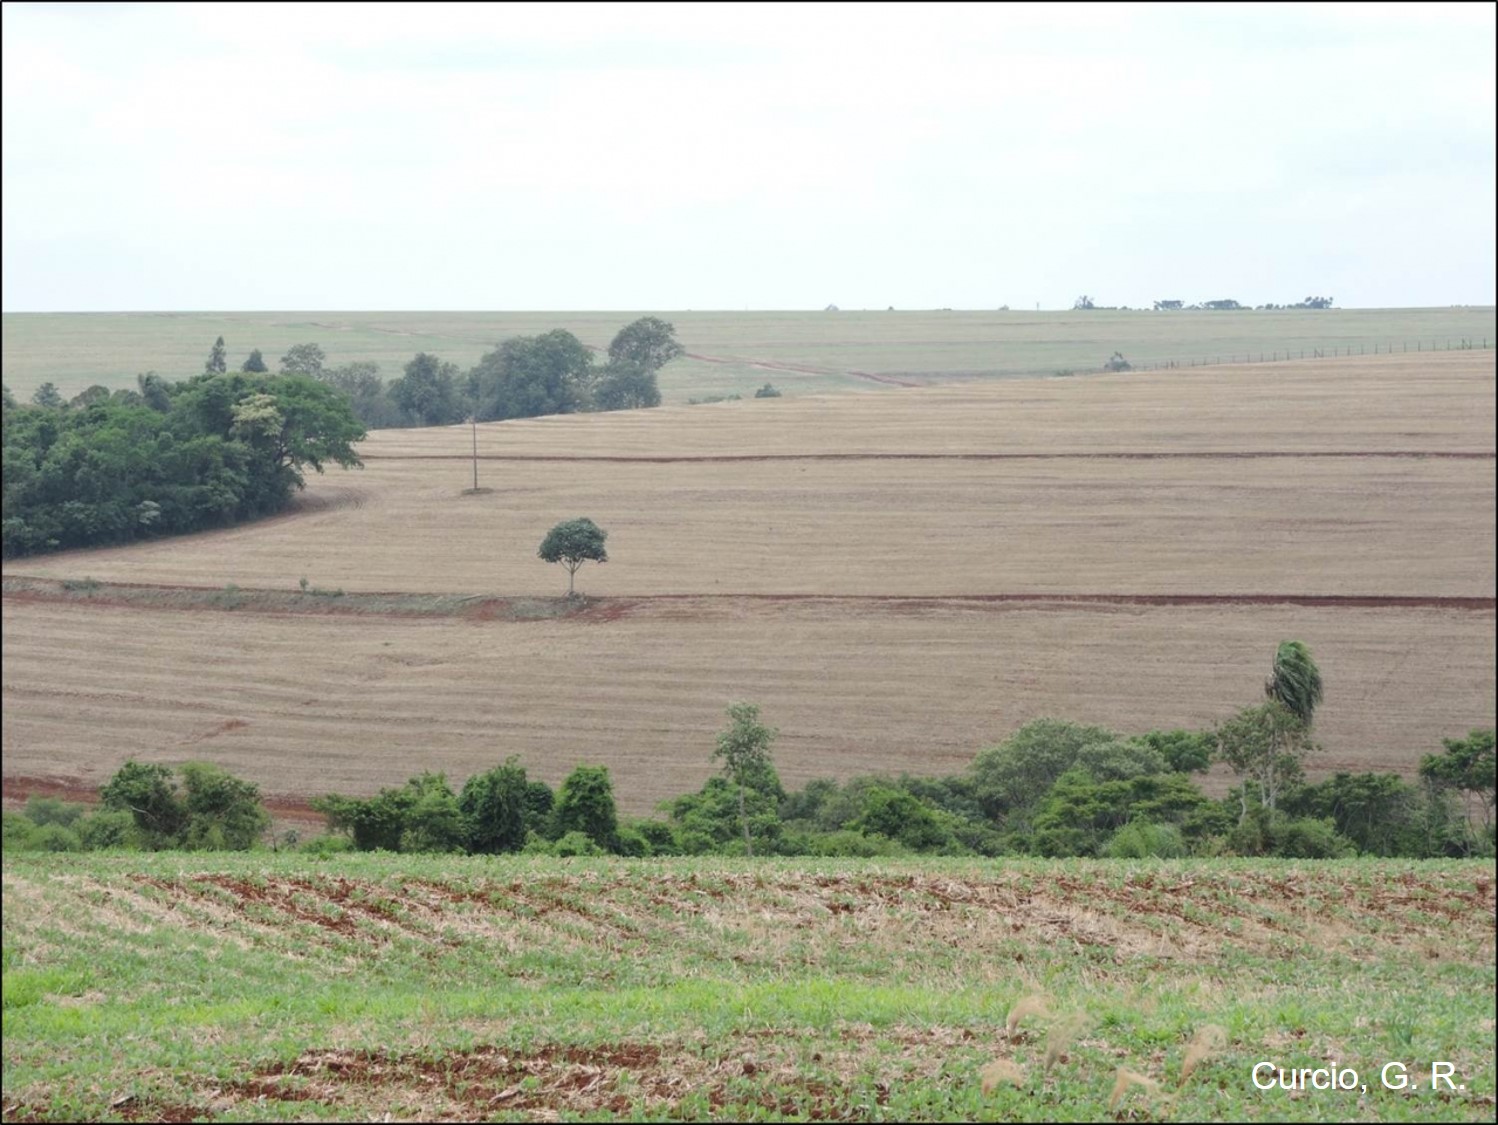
[2,371,364,558]
[178,316,684,431]
[7,645,1494,861]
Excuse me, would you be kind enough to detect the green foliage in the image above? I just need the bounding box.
[320,361,406,429]
[28,823,84,852]
[279,343,326,378]
[75,810,140,851]
[468,331,594,422]
[1029,768,1229,857]
[2,811,38,849]
[548,830,605,857]
[852,785,958,851]
[537,517,608,595]
[1265,640,1324,725]
[100,761,188,847]
[753,383,782,398]
[241,348,268,373]
[553,765,619,852]
[204,336,227,375]
[1133,729,1214,773]
[30,382,64,409]
[1419,729,1496,851]
[968,718,1121,831]
[593,360,662,411]
[389,352,465,426]
[1216,701,1314,818]
[315,773,466,854]
[712,702,783,856]
[70,385,112,408]
[3,372,363,558]
[22,796,86,828]
[179,761,270,851]
[136,372,172,411]
[459,758,533,854]
[1284,772,1431,857]
[606,317,684,373]
[96,760,267,851]
[1101,820,1188,858]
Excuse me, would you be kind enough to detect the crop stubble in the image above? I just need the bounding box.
[1,353,1492,810]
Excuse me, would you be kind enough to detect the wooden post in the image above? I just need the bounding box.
[471,416,479,491]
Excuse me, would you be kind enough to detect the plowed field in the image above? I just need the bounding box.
[2,352,1493,810]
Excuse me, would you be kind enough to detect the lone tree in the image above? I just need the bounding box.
[712,702,780,856]
[205,336,228,374]
[242,348,268,373]
[538,517,608,596]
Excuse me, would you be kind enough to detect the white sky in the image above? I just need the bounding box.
[3,1,1494,311]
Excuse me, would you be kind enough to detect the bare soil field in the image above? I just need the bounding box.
[6,355,1494,597]
[2,352,1492,810]
[2,596,1491,814]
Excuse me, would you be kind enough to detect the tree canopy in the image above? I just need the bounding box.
[538,517,608,596]
[607,317,684,372]
[1265,640,1324,725]
[3,372,364,557]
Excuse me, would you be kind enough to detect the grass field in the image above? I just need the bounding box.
[2,352,1493,814]
[3,854,1493,1122]
[2,307,1493,403]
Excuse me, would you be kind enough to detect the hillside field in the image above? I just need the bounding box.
[2,854,1494,1123]
[1,351,1493,815]
[3,306,1494,403]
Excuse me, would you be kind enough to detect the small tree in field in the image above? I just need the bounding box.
[538,518,607,596]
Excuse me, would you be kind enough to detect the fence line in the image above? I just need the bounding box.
[1121,337,1492,374]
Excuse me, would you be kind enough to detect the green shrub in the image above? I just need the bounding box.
[29,824,83,852]
[2,812,38,850]
[76,810,140,850]
[22,796,87,828]
[554,766,619,852]
[613,826,652,857]
[550,830,605,857]
[1270,816,1356,858]
[298,834,356,856]
[1102,821,1188,858]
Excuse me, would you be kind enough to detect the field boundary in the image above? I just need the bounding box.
[4,577,1492,620]
[358,450,1498,463]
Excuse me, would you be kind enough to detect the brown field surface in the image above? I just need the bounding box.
[2,351,1493,811]
[2,597,1492,814]
[5,354,1495,597]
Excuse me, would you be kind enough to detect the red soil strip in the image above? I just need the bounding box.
[359,450,1497,463]
[2,774,324,825]
[5,582,1491,619]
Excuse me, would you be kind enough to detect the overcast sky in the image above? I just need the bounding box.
[3,2,1494,311]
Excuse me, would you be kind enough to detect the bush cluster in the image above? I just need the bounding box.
[9,726,1489,860]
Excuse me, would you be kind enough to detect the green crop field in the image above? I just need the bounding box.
[2,307,1493,404]
[3,854,1493,1122]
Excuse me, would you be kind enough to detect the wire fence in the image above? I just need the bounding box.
[1124,337,1492,373]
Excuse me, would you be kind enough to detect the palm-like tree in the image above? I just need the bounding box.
[1265,640,1323,725]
